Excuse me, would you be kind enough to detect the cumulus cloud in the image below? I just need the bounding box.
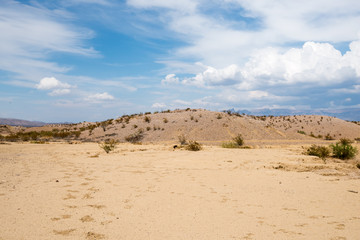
[127,0,360,67]
[166,40,360,90]
[36,77,72,96]
[161,74,179,85]
[36,77,71,90]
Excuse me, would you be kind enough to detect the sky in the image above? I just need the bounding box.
[1,0,360,122]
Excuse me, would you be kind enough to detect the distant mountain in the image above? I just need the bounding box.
[0,118,47,127]
[231,108,360,121]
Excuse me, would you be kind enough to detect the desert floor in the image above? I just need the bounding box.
[0,142,359,240]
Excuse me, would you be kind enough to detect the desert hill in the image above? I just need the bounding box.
[0,118,47,127]
[2,109,359,145]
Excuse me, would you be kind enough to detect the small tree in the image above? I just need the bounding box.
[331,138,358,160]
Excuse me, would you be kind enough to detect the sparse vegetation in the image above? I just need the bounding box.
[163,118,168,123]
[144,116,151,123]
[185,141,202,151]
[331,138,358,160]
[233,134,244,146]
[222,134,245,148]
[325,133,334,140]
[99,139,117,153]
[306,145,331,160]
[125,129,144,144]
[217,114,222,119]
[297,130,306,135]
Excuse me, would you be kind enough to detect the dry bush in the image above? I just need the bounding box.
[125,129,144,144]
[185,141,202,151]
[99,139,117,153]
[306,145,330,160]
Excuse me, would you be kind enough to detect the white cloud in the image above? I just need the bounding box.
[127,0,360,68]
[170,40,360,90]
[36,77,73,96]
[86,92,114,101]
[36,77,71,90]
[161,74,179,85]
[0,1,97,83]
[48,89,71,96]
[151,102,166,108]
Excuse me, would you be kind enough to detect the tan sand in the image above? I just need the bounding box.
[0,142,359,240]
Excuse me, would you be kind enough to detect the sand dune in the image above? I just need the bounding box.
[3,109,359,144]
[1,142,359,239]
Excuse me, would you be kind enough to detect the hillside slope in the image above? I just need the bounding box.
[2,109,360,144]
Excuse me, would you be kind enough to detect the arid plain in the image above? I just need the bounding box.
[1,110,360,239]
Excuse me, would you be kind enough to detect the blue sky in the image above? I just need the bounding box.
[1,0,360,122]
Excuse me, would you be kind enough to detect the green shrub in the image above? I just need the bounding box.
[331,138,358,160]
[125,129,144,143]
[99,139,117,153]
[185,141,202,151]
[306,145,331,160]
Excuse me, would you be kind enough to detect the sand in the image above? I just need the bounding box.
[0,142,359,239]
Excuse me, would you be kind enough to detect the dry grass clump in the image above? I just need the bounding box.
[99,139,117,153]
[125,129,144,144]
[185,141,202,151]
[222,134,245,148]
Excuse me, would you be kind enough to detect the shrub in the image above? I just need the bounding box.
[125,129,144,143]
[178,134,187,145]
[216,114,222,119]
[222,134,245,148]
[297,130,306,135]
[306,145,331,160]
[144,116,151,123]
[99,139,117,153]
[331,138,358,160]
[233,134,244,146]
[185,141,202,151]
[163,118,168,123]
[325,133,334,140]
[221,142,240,148]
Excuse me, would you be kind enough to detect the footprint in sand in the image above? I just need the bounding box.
[80,215,94,222]
[53,229,76,236]
[63,193,77,200]
[86,232,105,240]
[88,204,106,209]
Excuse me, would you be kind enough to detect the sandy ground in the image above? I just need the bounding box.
[0,142,359,240]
